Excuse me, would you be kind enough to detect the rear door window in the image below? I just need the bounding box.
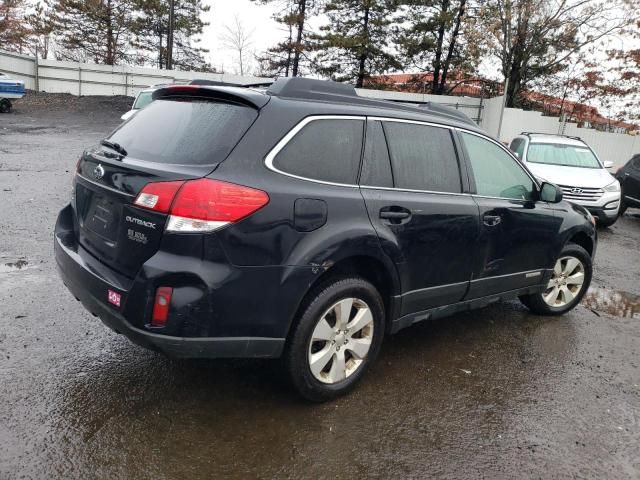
[273,118,364,184]
[108,98,258,165]
[382,122,462,193]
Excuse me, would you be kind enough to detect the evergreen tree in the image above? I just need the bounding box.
[395,0,476,95]
[311,0,401,87]
[0,0,31,54]
[52,0,136,65]
[252,0,319,77]
[130,0,211,71]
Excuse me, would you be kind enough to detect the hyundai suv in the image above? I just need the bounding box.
[509,133,621,226]
[55,79,597,401]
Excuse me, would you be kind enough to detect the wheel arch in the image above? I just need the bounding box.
[285,254,401,337]
[567,230,594,256]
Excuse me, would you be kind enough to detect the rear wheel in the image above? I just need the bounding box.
[618,202,628,217]
[519,243,592,315]
[284,277,385,402]
[0,99,11,113]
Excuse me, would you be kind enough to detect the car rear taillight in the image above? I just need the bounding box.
[134,178,269,233]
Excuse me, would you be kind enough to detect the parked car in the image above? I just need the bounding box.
[55,78,597,401]
[120,84,172,121]
[616,154,640,215]
[509,133,621,227]
[0,71,26,113]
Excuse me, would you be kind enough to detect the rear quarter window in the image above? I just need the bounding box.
[272,119,365,184]
[108,98,258,165]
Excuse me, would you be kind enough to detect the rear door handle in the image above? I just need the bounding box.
[380,207,412,224]
[483,214,502,227]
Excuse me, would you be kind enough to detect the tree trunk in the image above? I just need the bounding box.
[356,3,370,88]
[432,0,449,94]
[438,0,466,94]
[292,0,306,77]
[167,0,175,70]
[106,0,114,65]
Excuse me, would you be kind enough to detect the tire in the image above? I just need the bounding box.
[0,99,11,114]
[597,215,618,228]
[519,243,592,315]
[618,202,628,217]
[284,277,385,402]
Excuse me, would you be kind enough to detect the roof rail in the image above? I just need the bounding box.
[418,102,475,126]
[520,132,582,141]
[266,77,358,100]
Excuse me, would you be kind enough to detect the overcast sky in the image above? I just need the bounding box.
[202,0,283,74]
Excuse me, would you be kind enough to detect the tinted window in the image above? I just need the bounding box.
[630,156,640,170]
[360,121,393,187]
[273,119,364,184]
[461,132,536,201]
[108,98,257,165]
[383,122,461,193]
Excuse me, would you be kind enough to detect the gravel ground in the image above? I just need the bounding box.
[0,93,639,479]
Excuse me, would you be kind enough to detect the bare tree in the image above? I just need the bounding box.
[221,14,255,76]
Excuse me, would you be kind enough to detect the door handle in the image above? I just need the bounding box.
[483,214,502,227]
[380,207,412,224]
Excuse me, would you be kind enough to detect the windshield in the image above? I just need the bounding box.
[133,91,154,110]
[527,143,601,169]
[108,98,258,165]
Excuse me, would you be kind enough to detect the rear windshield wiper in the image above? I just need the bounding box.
[100,139,128,157]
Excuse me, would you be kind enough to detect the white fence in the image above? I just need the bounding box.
[1,49,638,165]
[0,49,484,121]
[0,49,272,98]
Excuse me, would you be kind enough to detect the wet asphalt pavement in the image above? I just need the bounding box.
[1,94,639,479]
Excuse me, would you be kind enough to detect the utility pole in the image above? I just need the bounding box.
[166,0,175,70]
[496,76,509,140]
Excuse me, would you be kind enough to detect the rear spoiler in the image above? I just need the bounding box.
[152,84,270,109]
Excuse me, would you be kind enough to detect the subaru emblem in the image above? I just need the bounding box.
[93,164,105,180]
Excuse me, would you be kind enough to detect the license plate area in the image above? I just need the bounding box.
[76,184,121,242]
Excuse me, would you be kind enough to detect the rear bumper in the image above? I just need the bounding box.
[54,205,287,358]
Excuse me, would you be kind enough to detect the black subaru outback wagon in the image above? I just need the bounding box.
[55,78,597,401]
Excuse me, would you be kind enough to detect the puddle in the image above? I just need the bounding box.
[582,288,640,319]
[0,259,31,273]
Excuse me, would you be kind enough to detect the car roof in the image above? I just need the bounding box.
[520,133,587,147]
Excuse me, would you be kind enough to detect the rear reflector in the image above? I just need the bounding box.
[151,287,173,327]
[134,178,269,233]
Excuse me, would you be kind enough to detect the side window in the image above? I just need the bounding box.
[461,132,536,201]
[509,138,525,159]
[631,156,640,170]
[273,119,364,184]
[383,122,462,193]
[360,121,393,187]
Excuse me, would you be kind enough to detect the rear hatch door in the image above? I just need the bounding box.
[73,89,262,278]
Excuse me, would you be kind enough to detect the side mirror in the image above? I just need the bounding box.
[603,160,614,169]
[540,182,563,203]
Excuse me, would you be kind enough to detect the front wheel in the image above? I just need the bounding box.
[519,243,592,315]
[598,215,618,228]
[284,277,385,402]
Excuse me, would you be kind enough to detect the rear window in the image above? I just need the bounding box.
[108,98,258,165]
[133,91,154,109]
[273,119,364,184]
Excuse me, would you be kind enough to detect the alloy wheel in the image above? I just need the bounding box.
[307,297,374,384]
[543,256,586,307]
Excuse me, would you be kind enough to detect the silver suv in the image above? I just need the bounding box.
[510,133,621,226]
